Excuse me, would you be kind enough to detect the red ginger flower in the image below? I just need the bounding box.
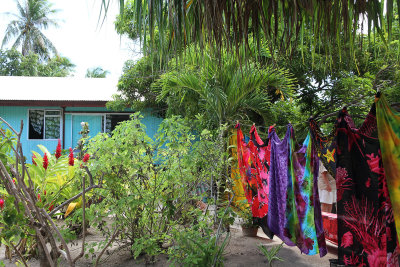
[68,148,74,166]
[32,154,37,166]
[82,153,90,163]
[38,193,41,202]
[55,139,62,159]
[43,153,49,170]
[0,199,4,209]
[48,201,54,212]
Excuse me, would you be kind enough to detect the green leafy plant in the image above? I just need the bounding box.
[86,113,230,263]
[168,223,230,267]
[0,118,102,266]
[257,242,284,267]
[236,200,256,228]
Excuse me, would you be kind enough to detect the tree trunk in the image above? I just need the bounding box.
[37,235,51,267]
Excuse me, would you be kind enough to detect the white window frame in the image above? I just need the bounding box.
[27,109,62,140]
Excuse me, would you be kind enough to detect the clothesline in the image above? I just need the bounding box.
[233,93,400,266]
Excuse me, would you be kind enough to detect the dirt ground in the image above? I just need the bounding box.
[0,225,337,267]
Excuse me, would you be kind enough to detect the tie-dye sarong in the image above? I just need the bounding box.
[376,94,400,248]
[229,129,248,211]
[268,125,327,256]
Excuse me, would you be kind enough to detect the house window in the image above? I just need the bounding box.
[104,114,131,133]
[29,110,61,139]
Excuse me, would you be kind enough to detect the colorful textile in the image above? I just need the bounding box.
[268,125,327,256]
[229,129,248,211]
[248,125,274,238]
[309,118,337,178]
[236,124,268,218]
[248,125,271,213]
[376,94,400,245]
[335,105,399,266]
[267,126,290,240]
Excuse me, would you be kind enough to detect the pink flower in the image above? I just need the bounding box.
[0,199,4,209]
[341,231,353,248]
[43,153,48,170]
[82,153,90,163]
[68,148,74,166]
[55,139,62,159]
[32,154,37,166]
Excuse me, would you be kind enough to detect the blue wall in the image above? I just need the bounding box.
[0,106,163,163]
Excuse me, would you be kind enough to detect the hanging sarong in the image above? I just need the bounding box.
[309,118,337,178]
[268,125,327,256]
[336,105,399,266]
[229,129,248,212]
[376,94,400,246]
[248,125,270,213]
[236,124,268,218]
[248,125,274,238]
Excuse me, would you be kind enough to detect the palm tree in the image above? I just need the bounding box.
[154,50,296,129]
[85,67,109,78]
[2,0,59,59]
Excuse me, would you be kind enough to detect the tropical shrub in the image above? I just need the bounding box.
[0,119,101,266]
[86,113,231,263]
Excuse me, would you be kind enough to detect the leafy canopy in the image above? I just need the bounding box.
[111,0,397,62]
[0,49,75,76]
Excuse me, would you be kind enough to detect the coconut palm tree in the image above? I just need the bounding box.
[2,0,59,59]
[85,67,109,78]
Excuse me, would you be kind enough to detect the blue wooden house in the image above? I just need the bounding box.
[0,76,163,161]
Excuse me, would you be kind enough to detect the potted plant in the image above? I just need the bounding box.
[237,202,259,237]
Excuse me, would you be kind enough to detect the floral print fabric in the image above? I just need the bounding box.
[376,94,400,246]
[335,105,399,266]
[268,125,327,256]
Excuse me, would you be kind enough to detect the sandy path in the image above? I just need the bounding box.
[1,225,336,267]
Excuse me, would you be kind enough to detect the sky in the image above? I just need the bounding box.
[0,0,141,80]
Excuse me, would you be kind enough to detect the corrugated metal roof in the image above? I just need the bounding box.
[0,76,119,101]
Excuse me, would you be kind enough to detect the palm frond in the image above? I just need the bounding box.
[115,0,396,63]
[2,21,21,48]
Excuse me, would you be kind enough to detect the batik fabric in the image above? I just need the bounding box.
[236,124,268,218]
[248,125,274,238]
[376,94,400,247]
[335,105,399,266]
[229,129,248,212]
[268,125,327,256]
